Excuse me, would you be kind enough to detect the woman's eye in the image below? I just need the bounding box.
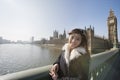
[76,38,80,41]
[71,36,74,39]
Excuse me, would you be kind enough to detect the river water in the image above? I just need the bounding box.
[0,44,61,75]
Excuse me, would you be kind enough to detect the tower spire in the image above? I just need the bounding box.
[109,8,114,17]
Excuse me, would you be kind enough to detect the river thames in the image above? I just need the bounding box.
[0,44,61,75]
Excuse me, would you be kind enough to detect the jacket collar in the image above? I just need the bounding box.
[62,43,86,66]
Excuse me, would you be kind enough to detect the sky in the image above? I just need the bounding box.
[0,0,120,42]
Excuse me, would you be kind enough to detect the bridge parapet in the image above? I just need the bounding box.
[0,65,52,80]
[89,48,119,80]
[0,48,119,80]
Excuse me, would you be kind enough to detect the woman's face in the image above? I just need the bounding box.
[68,33,82,49]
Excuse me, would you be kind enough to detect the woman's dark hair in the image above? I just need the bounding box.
[69,28,84,35]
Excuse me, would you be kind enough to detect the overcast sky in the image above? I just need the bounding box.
[0,0,120,41]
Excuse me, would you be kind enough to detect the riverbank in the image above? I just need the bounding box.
[39,44,63,50]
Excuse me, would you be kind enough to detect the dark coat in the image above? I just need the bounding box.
[54,43,90,80]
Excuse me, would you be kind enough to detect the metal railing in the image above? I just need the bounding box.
[89,48,119,80]
[0,65,52,80]
[0,48,119,80]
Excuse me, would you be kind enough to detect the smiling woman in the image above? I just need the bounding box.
[49,28,90,80]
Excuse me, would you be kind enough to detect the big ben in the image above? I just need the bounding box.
[107,9,118,48]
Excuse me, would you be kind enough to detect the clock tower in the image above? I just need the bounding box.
[107,9,118,48]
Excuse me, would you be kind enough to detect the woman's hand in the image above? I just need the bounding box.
[49,64,59,80]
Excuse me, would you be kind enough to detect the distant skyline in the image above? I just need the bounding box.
[0,0,120,41]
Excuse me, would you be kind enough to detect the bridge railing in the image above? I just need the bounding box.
[89,48,119,80]
[0,65,52,80]
[0,48,119,80]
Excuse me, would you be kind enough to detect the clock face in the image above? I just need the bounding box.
[109,19,114,23]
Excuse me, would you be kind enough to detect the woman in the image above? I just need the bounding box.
[49,28,90,80]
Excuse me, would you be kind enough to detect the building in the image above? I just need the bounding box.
[49,29,67,44]
[107,9,118,48]
[31,36,34,42]
[59,29,66,39]
[86,9,119,54]
[0,37,3,44]
[53,30,58,39]
[50,29,66,40]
